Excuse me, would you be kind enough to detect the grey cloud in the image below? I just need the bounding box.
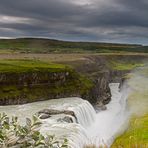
[0,0,148,44]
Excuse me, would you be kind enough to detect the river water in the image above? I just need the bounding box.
[0,83,130,148]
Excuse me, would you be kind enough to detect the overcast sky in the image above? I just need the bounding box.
[0,0,148,44]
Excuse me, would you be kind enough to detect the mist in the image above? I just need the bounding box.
[88,63,148,147]
[127,64,148,116]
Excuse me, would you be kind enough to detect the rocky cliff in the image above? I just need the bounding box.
[0,69,95,105]
[0,60,95,105]
[64,55,146,107]
[0,55,146,106]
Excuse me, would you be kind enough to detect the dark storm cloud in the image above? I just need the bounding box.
[0,0,148,44]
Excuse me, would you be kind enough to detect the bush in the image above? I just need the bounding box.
[0,113,68,148]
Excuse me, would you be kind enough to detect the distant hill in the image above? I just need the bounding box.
[0,38,147,53]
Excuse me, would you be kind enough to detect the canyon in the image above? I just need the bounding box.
[0,53,147,147]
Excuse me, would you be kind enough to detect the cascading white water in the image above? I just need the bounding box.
[0,83,130,148]
[86,83,130,147]
[0,98,96,147]
[69,100,96,127]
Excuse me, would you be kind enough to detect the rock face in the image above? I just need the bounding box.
[0,72,69,86]
[0,63,126,107]
[82,72,111,106]
[95,101,107,111]
[65,55,136,107]
[0,68,93,105]
[57,116,73,123]
[38,109,76,117]
[0,68,113,106]
[0,71,70,105]
[37,109,77,123]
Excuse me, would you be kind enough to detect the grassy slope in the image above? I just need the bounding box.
[0,38,147,53]
[0,59,67,73]
[109,60,144,70]
[111,114,148,148]
[112,66,148,148]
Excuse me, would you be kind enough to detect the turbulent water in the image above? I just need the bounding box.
[0,83,130,148]
[87,83,130,147]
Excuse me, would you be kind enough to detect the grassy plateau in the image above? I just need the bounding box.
[0,59,67,73]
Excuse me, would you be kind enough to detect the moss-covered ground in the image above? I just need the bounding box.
[109,60,144,70]
[111,114,148,148]
[0,59,68,73]
[112,66,148,148]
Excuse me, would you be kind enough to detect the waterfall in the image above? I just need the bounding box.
[86,83,130,147]
[68,100,96,127]
[0,83,130,148]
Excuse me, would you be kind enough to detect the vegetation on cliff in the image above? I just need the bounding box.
[109,61,144,70]
[0,59,93,105]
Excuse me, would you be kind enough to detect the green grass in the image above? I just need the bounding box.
[109,61,144,70]
[112,66,148,148]
[0,38,147,53]
[0,59,68,73]
[0,49,17,54]
[111,114,148,148]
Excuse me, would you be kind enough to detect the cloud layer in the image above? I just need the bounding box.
[0,0,148,44]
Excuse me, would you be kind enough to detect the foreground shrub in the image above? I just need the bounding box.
[0,113,68,148]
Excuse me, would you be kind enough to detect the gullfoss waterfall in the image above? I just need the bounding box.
[0,83,130,147]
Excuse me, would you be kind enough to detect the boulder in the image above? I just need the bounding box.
[57,116,73,123]
[37,109,77,121]
[39,113,51,119]
[96,101,107,110]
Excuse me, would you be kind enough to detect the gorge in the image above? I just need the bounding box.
[0,0,148,145]
[0,54,147,147]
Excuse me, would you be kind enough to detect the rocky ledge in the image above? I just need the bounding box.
[37,109,77,123]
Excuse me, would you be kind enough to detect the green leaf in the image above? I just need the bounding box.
[3,122,10,130]
[32,115,38,123]
[26,118,32,127]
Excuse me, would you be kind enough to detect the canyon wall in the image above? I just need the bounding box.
[0,55,146,106]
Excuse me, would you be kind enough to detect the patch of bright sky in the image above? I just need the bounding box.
[0,15,30,24]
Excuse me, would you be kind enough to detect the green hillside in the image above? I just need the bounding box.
[0,38,147,53]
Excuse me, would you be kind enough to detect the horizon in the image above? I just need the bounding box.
[0,37,147,46]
